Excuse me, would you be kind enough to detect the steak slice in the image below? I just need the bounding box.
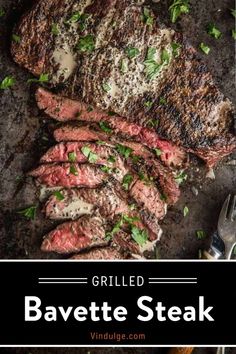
[29,163,107,187]
[36,88,187,167]
[44,184,130,220]
[71,247,130,260]
[41,215,108,254]
[54,125,107,143]
[12,0,235,167]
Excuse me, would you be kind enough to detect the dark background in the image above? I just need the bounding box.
[0,0,235,260]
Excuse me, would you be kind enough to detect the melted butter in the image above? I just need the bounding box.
[52,42,77,82]
[55,198,93,220]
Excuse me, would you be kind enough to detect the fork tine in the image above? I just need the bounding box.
[218,194,231,226]
[229,195,236,221]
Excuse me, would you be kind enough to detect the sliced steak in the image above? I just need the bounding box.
[54,125,107,143]
[44,184,130,220]
[12,0,235,167]
[41,215,108,254]
[29,163,107,187]
[52,128,180,204]
[71,247,130,260]
[36,88,186,167]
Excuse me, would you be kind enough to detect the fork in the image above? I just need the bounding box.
[218,194,236,259]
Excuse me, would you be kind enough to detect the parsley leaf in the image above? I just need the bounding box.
[171,42,181,57]
[18,206,37,220]
[144,47,170,81]
[159,97,167,105]
[115,144,133,159]
[0,76,15,90]
[0,7,5,17]
[12,34,21,43]
[81,146,98,163]
[27,73,49,84]
[144,100,153,108]
[153,148,162,156]
[100,165,112,173]
[107,155,116,163]
[174,170,187,184]
[183,205,189,217]
[196,230,206,240]
[77,35,95,52]
[232,29,236,40]
[99,121,112,133]
[125,47,140,59]
[66,12,90,31]
[142,7,154,26]
[68,152,77,162]
[102,83,111,92]
[230,9,236,18]
[122,174,133,190]
[131,226,148,246]
[207,23,222,39]
[53,191,64,201]
[199,42,210,55]
[70,165,78,176]
[51,23,60,35]
[169,0,190,23]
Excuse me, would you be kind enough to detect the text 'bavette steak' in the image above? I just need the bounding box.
[12,0,235,167]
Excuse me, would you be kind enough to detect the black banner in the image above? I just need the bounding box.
[0,260,235,346]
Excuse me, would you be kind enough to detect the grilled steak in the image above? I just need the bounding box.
[36,88,187,167]
[29,163,107,187]
[41,215,108,253]
[12,1,235,167]
[71,247,130,260]
[44,184,130,220]
[54,125,107,143]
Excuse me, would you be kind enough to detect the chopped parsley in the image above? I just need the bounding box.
[129,203,136,211]
[77,35,95,52]
[51,23,60,35]
[138,172,153,185]
[100,165,112,173]
[66,12,90,31]
[174,170,187,184]
[153,148,162,156]
[108,111,116,116]
[27,73,49,84]
[99,121,112,133]
[53,191,64,201]
[159,97,167,105]
[68,152,77,162]
[230,9,236,18]
[120,58,128,73]
[171,42,181,57]
[125,47,140,59]
[160,193,167,201]
[183,205,189,217]
[12,34,21,43]
[199,42,210,55]
[144,47,170,81]
[196,230,206,240]
[0,76,15,90]
[115,144,133,159]
[69,165,78,176]
[131,226,148,246]
[122,174,133,190]
[207,23,222,39]
[0,7,5,17]
[147,118,159,128]
[107,155,116,163]
[18,206,37,220]
[232,29,236,40]
[169,0,190,23]
[81,146,98,163]
[87,106,93,112]
[102,83,111,92]
[141,7,154,27]
[144,100,153,108]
